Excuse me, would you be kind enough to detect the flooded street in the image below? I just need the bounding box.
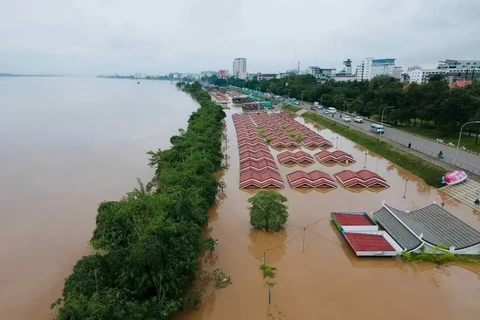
[0,77,198,320]
[175,109,480,320]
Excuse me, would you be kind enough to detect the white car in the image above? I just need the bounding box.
[323,110,330,114]
[343,116,351,122]
[354,116,363,123]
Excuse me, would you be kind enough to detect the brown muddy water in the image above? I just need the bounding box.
[174,110,480,320]
[0,77,199,320]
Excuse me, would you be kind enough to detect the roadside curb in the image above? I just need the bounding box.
[393,128,480,156]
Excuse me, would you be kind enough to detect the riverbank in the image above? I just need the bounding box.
[282,105,446,187]
[53,82,226,319]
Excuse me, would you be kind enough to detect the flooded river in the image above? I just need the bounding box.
[174,109,480,320]
[0,77,198,320]
[2,80,479,319]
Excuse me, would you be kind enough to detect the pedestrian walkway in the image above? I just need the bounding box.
[440,179,480,210]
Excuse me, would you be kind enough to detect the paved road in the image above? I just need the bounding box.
[293,100,480,175]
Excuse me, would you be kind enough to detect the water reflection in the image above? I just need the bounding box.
[336,186,389,194]
[247,228,289,265]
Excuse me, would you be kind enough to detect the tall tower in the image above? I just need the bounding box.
[343,59,352,75]
[233,58,247,79]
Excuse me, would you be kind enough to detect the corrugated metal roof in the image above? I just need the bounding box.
[372,207,422,251]
[344,232,396,252]
[408,204,480,249]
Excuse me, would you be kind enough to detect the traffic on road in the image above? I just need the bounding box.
[294,99,480,174]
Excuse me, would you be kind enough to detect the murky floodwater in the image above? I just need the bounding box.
[175,109,480,320]
[0,77,199,320]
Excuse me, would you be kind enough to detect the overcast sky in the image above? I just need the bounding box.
[1,0,479,75]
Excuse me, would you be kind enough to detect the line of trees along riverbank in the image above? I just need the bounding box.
[216,75,480,138]
[53,83,226,319]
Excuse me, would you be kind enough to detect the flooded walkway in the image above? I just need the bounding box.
[175,110,480,320]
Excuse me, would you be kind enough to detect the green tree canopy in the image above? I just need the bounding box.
[248,191,288,231]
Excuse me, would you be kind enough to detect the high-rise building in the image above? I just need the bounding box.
[343,59,352,75]
[233,58,247,79]
[356,58,398,81]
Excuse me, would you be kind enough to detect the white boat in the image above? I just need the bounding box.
[442,170,468,185]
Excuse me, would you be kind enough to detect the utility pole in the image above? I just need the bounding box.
[302,227,306,254]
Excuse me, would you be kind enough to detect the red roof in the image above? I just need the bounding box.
[240,158,278,172]
[343,233,395,252]
[334,170,389,188]
[237,137,265,146]
[239,150,274,161]
[333,213,373,226]
[277,150,314,164]
[270,137,300,148]
[315,150,355,163]
[287,170,336,188]
[239,168,284,188]
[357,169,383,181]
[303,136,333,148]
[451,80,472,88]
[238,143,269,153]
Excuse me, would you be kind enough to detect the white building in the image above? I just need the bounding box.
[356,58,398,81]
[257,73,278,80]
[407,66,422,72]
[437,59,480,71]
[333,75,357,82]
[233,58,247,79]
[393,67,403,80]
[307,66,322,78]
[408,69,448,84]
[307,66,336,80]
[343,59,353,75]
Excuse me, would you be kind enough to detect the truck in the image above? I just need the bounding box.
[314,102,319,107]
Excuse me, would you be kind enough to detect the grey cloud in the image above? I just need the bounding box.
[0,0,479,75]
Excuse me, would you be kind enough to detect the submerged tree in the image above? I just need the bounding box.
[248,191,288,232]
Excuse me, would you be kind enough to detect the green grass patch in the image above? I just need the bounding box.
[400,126,480,154]
[401,249,480,264]
[282,105,302,113]
[299,111,446,187]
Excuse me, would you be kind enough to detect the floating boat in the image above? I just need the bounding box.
[442,170,468,185]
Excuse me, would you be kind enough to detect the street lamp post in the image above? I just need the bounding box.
[455,121,480,163]
[380,106,394,138]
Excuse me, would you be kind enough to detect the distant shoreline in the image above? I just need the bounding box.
[0,73,65,78]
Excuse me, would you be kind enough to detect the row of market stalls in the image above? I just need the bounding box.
[332,201,480,256]
[231,94,273,112]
